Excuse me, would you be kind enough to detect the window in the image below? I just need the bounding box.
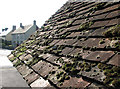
[17,34,20,39]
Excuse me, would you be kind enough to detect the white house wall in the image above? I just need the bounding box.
[25,25,36,40]
[12,25,37,48]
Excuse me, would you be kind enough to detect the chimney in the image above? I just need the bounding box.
[20,23,24,29]
[12,25,16,32]
[33,20,36,25]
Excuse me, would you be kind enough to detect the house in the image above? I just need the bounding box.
[11,20,39,48]
[5,26,16,42]
[0,26,16,42]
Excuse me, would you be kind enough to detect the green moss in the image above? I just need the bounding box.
[78,61,92,72]
[111,79,120,87]
[42,39,53,46]
[112,66,120,73]
[84,67,91,72]
[58,58,64,64]
[66,20,73,27]
[57,45,66,50]
[71,58,78,61]
[16,52,24,58]
[114,41,120,50]
[53,50,62,54]
[58,29,64,33]
[29,40,34,44]
[20,47,27,52]
[103,25,120,37]
[10,57,16,62]
[90,3,106,12]
[59,71,64,75]
[14,60,22,67]
[56,71,69,83]
[99,40,105,44]
[103,69,113,76]
[78,21,93,30]
[26,58,41,66]
[73,53,82,58]
[91,63,97,67]
[67,12,76,18]
[97,63,107,70]
[60,32,71,38]
[104,77,111,84]
[65,75,70,80]
[58,76,65,82]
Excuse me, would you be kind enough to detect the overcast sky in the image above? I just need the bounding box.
[0,0,68,33]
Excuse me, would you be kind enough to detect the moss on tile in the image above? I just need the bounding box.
[111,79,120,87]
[90,3,106,12]
[114,41,120,50]
[78,21,94,31]
[16,52,24,58]
[10,57,16,62]
[42,39,53,46]
[26,57,42,66]
[103,25,120,37]
[99,40,105,44]
[13,60,23,67]
[60,32,71,38]
[20,47,27,52]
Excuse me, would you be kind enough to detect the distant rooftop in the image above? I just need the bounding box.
[12,24,32,34]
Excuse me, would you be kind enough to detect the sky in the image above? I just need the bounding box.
[0,0,68,34]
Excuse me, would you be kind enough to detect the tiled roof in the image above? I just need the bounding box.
[8,1,120,89]
[12,25,32,34]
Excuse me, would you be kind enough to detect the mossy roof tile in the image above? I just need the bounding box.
[8,1,120,88]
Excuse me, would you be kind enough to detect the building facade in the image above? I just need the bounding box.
[12,20,38,48]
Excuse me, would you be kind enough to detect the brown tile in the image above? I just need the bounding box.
[93,13,108,20]
[93,4,119,16]
[25,72,40,85]
[19,54,33,61]
[30,77,51,88]
[83,51,115,62]
[49,40,60,46]
[60,47,74,56]
[69,48,82,56]
[67,32,81,37]
[108,53,120,66]
[67,25,80,31]
[61,77,90,88]
[17,64,33,77]
[106,10,119,19]
[72,19,85,25]
[89,27,109,36]
[32,61,57,78]
[63,39,77,45]
[55,40,66,45]
[90,20,109,28]
[106,19,118,26]
[88,82,105,88]
[46,55,59,64]
[8,54,14,59]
